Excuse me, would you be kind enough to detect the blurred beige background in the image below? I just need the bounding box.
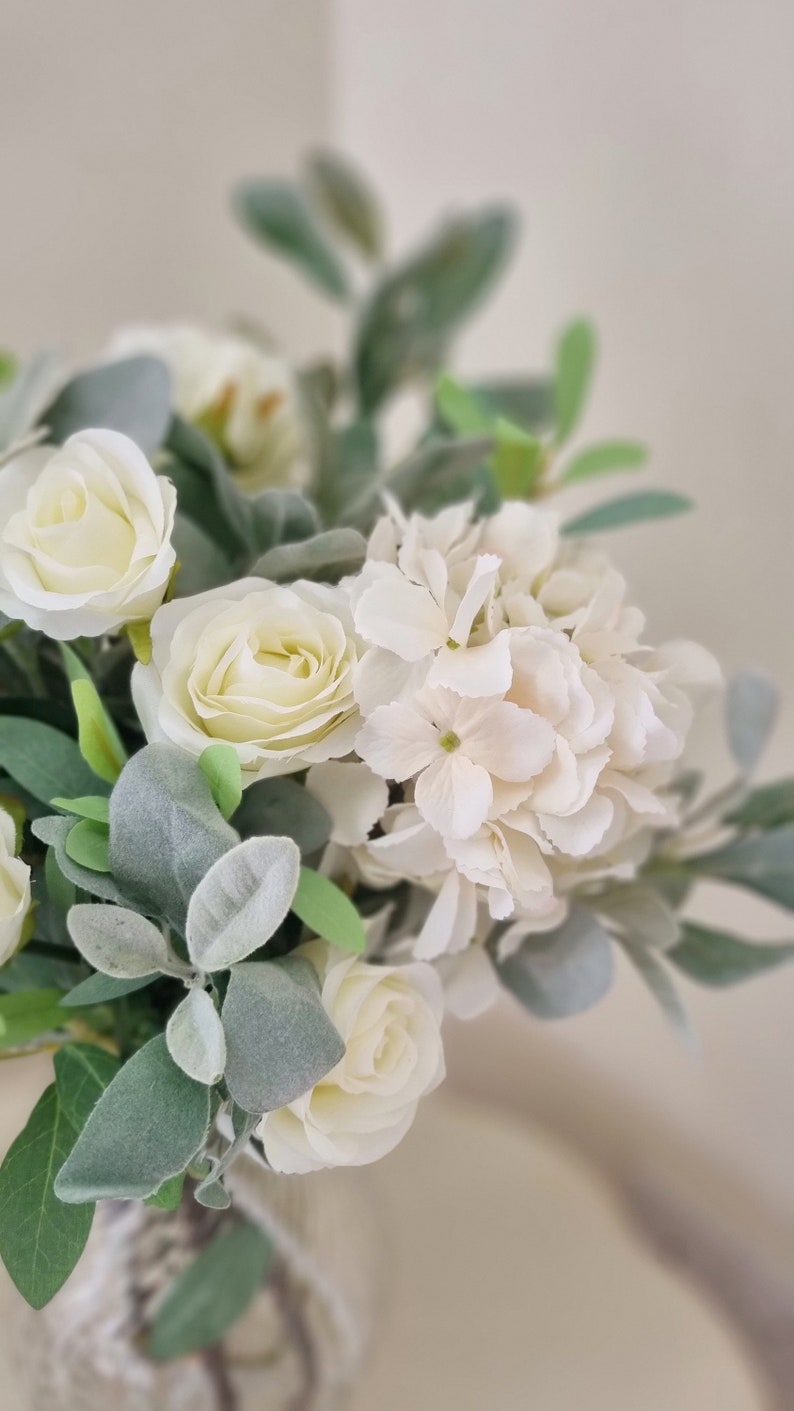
[1,0,794,1399]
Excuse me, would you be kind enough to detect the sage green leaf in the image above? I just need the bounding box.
[53,1044,121,1133]
[492,418,543,498]
[0,989,68,1049]
[725,669,779,777]
[109,745,238,934]
[560,440,647,483]
[41,356,172,454]
[499,909,614,1019]
[186,836,300,971]
[148,1222,273,1361]
[619,939,693,1043]
[45,845,76,915]
[292,867,366,954]
[0,717,103,806]
[222,958,344,1113]
[64,818,111,873]
[354,208,517,413]
[61,971,158,1008]
[667,922,794,986]
[51,795,110,824]
[306,148,384,261]
[690,826,794,911]
[166,989,226,1086]
[251,528,367,583]
[234,179,351,302]
[193,1177,231,1210]
[199,744,242,821]
[0,1085,92,1308]
[32,816,127,904]
[67,904,173,979]
[317,420,378,521]
[471,377,554,434]
[55,1034,211,1203]
[164,416,252,560]
[70,677,127,785]
[725,779,794,830]
[232,777,331,856]
[146,1173,185,1210]
[435,374,493,435]
[597,884,680,951]
[554,319,596,443]
[0,348,61,451]
[562,490,693,536]
[246,486,318,556]
[170,513,234,596]
[379,437,494,517]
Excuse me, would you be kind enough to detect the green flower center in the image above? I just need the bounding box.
[438,730,461,753]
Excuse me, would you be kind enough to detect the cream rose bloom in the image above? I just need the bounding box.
[0,808,31,965]
[109,323,308,495]
[132,577,360,782]
[0,430,176,639]
[258,940,445,1173]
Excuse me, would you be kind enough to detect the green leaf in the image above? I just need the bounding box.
[164,416,252,560]
[0,989,68,1049]
[0,352,16,386]
[148,1222,273,1361]
[69,677,127,785]
[53,1043,121,1133]
[354,208,517,413]
[0,349,62,453]
[251,527,367,583]
[109,745,238,935]
[64,818,111,873]
[292,867,366,953]
[166,988,226,1086]
[170,514,233,597]
[44,845,76,915]
[554,319,596,444]
[246,487,318,557]
[186,836,301,971]
[51,795,110,824]
[724,779,794,830]
[560,440,647,484]
[317,421,378,521]
[234,179,352,302]
[125,618,153,665]
[492,418,543,498]
[377,436,494,519]
[689,826,794,912]
[619,939,693,1043]
[55,1034,211,1203]
[146,1172,185,1211]
[498,909,614,1019]
[40,356,172,455]
[67,903,174,979]
[471,377,554,434]
[667,922,794,987]
[61,971,158,1008]
[32,815,127,904]
[725,669,779,777]
[0,717,103,806]
[199,745,242,821]
[562,490,693,536]
[222,958,344,1113]
[306,148,384,261]
[0,1085,93,1308]
[435,374,494,435]
[232,777,331,856]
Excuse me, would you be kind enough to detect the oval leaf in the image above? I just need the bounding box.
[234,179,351,302]
[186,835,300,971]
[199,744,242,821]
[306,148,384,262]
[499,908,614,1019]
[560,440,647,483]
[554,319,596,444]
[148,1223,273,1361]
[166,988,226,1086]
[232,776,331,856]
[725,669,779,777]
[67,903,173,979]
[667,922,794,987]
[64,818,111,873]
[291,866,366,953]
[41,356,172,454]
[251,527,367,583]
[562,490,693,537]
[0,717,103,806]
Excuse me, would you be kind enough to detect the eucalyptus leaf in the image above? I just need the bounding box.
[166,988,226,1086]
[55,1034,211,1203]
[61,971,158,1008]
[222,958,344,1113]
[689,826,794,911]
[724,779,794,830]
[291,866,366,953]
[251,528,367,583]
[186,836,301,971]
[725,669,779,777]
[199,744,242,821]
[232,777,331,855]
[53,1043,121,1134]
[667,922,794,987]
[554,319,596,444]
[67,903,174,979]
[0,717,103,806]
[234,179,352,301]
[109,745,238,934]
[41,356,172,454]
[499,908,614,1019]
[562,490,693,536]
[148,1222,273,1361]
[560,440,647,483]
[0,1085,92,1308]
[306,148,384,261]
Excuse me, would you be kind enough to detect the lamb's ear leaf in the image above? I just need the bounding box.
[41,355,172,454]
[232,777,331,856]
[222,958,344,1114]
[186,835,300,971]
[67,903,173,979]
[55,1034,211,1204]
[0,1085,93,1308]
[498,908,614,1019]
[166,989,226,1087]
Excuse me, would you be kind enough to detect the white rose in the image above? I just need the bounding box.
[0,430,176,639]
[0,808,31,965]
[258,940,445,1173]
[109,323,308,496]
[132,577,361,782]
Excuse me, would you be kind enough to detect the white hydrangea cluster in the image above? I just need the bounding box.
[315,498,717,962]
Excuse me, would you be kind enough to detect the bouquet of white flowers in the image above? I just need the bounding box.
[0,150,790,1379]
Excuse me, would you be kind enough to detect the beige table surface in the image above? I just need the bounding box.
[0,1056,763,1410]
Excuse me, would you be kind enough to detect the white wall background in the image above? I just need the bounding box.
[331,0,794,1214]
